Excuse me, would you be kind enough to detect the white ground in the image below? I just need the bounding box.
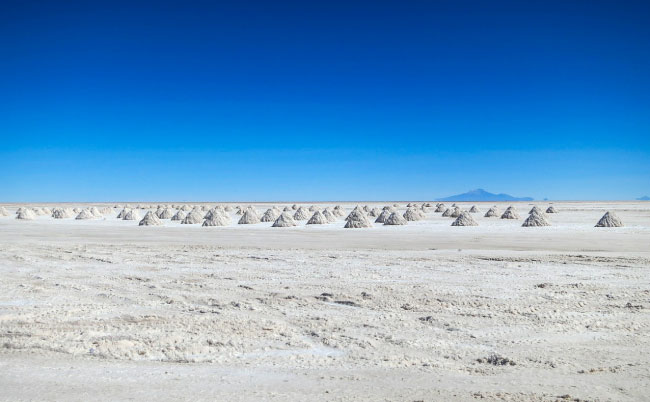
[1,202,649,401]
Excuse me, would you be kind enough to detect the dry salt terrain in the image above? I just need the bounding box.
[1,201,649,401]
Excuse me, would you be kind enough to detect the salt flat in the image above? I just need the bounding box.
[1,201,649,401]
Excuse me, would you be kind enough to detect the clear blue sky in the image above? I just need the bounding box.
[1,0,649,201]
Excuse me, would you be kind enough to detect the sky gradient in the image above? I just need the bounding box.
[1,0,649,201]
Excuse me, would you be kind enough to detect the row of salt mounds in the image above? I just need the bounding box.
[546,206,558,213]
[384,212,407,225]
[239,207,261,224]
[484,207,499,217]
[403,207,425,221]
[293,206,311,221]
[451,211,478,226]
[272,212,297,227]
[76,209,95,220]
[344,209,372,228]
[522,209,551,227]
[16,208,36,220]
[139,211,163,226]
[501,206,520,219]
[0,206,9,216]
[596,211,623,227]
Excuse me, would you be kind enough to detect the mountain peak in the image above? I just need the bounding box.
[437,189,533,202]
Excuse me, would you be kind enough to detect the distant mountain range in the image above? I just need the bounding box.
[638,196,650,201]
[437,189,534,202]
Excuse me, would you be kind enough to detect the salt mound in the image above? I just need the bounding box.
[528,206,543,215]
[181,205,192,212]
[403,208,425,221]
[171,210,186,221]
[116,208,129,219]
[101,207,112,215]
[238,209,261,224]
[307,211,327,225]
[0,206,9,216]
[344,210,372,228]
[42,207,52,215]
[469,205,480,213]
[261,208,280,222]
[595,211,623,227]
[451,212,479,226]
[375,209,391,223]
[52,208,72,219]
[123,210,140,221]
[293,207,311,220]
[89,207,103,217]
[182,211,203,224]
[384,212,407,225]
[73,208,81,213]
[283,206,292,212]
[500,208,520,219]
[76,209,95,220]
[309,205,318,212]
[202,213,230,226]
[333,206,345,217]
[16,209,36,220]
[272,212,297,227]
[546,206,558,213]
[159,208,174,219]
[139,211,162,226]
[522,211,551,227]
[291,204,298,210]
[450,207,462,218]
[484,207,499,217]
[441,208,453,217]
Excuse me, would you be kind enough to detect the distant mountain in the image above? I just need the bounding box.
[637,195,650,201]
[437,189,534,202]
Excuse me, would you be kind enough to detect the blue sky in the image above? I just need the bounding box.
[1,0,649,201]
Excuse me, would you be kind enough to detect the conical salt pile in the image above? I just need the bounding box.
[0,206,9,216]
[76,209,95,220]
[16,209,36,220]
[522,211,551,227]
[139,211,163,226]
[89,207,103,217]
[333,206,345,217]
[384,212,407,225]
[368,207,381,217]
[451,212,479,226]
[293,207,311,220]
[344,210,372,228]
[202,213,230,226]
[283,206,292,212]
[441,208,453,217]
[171,210,186,221]
[123,210,140,221]
[52,208,71,219]
[159,208,174,219]
[469,205,480,213]
[546,206,558,213]
[291,204,298,210]
[101,207,112,215]
[238,209,261,224]
[375,209,391,223]
[261,208,280,222]
[116,208,128,219]
[42,207,52,215]
[450,207,462,218]
[307,210,328,225]
[73,208,81,213]
[500,208,520,219]
[272,212,297,227]
[182,211,203,224]
[322,208,337,222]
[484,207,499,217]
[309,205,318,212]
[528,206,543,215]
[403,208,425,221]
[181,205,192,212]
[595,211,623,227]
